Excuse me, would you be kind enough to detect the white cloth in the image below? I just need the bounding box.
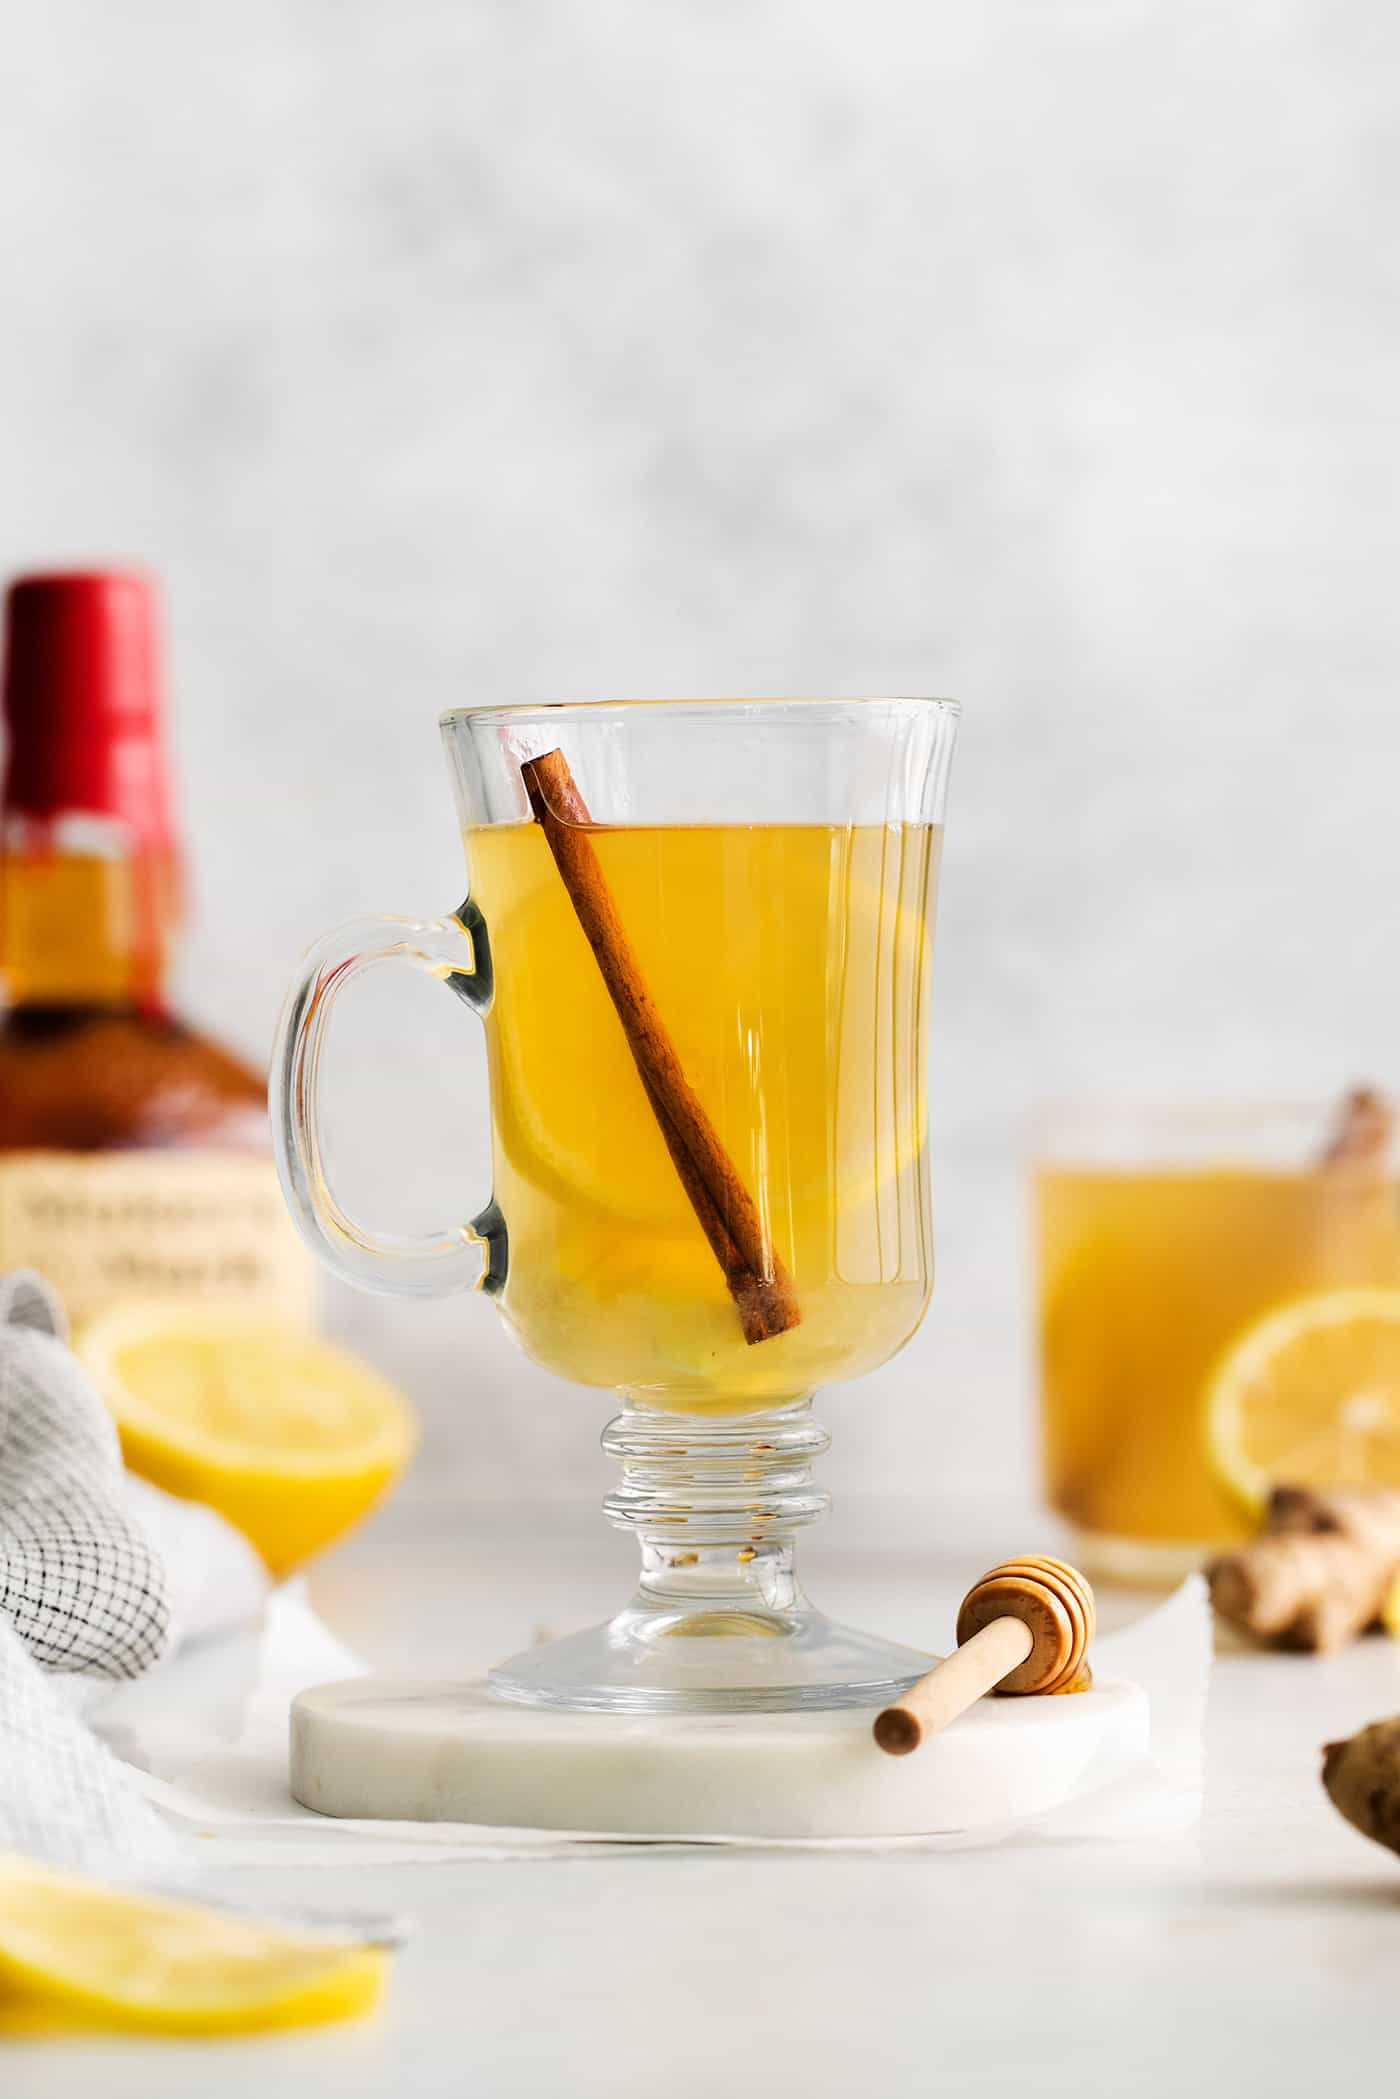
[0,1270,170,1681]
[0,1268,193,1875]
[0,1616,183,1876]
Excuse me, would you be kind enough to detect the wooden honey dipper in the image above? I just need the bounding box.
[873,1556,1096,1755]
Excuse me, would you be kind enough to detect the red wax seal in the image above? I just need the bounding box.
[2,569,174,848]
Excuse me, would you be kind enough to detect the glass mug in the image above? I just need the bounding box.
[273,697,959,1710]
[1035,1100,1400,1585]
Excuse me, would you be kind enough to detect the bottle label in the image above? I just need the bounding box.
[0,1151,315,1326]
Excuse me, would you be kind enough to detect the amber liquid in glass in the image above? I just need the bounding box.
[1037,1162,1400,1547]
[465,819,940,1412]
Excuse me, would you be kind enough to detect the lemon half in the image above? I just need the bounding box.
[77,1304,417,1574]
[1206,1287,1400,1519]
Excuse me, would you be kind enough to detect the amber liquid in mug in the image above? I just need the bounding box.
[1037,1162,1400,1547]
[464,820,940,1412]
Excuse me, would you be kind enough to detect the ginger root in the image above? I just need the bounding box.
[1207,1485,1400,1653]
[1322,1718,1400,1856]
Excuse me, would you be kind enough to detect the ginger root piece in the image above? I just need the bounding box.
[1322,1718,1400,1857]
[1207,1485,1400,1653]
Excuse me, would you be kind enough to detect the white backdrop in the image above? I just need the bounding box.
[3,2,1398,1506]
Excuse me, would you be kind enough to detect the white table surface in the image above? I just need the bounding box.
[8,1494,1400,2097]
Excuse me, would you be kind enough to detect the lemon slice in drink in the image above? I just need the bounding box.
[1206,1287,1400,1519]
[0,1852,385,2036]
[482,824,931,1232]
[77,1305,417,1575]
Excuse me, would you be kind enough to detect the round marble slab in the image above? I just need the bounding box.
[291,1674,1149,1838]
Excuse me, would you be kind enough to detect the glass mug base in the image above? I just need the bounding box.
[491,1398,932,1714]
[1060,1523,1218,1590]
[489,1615,932,1715]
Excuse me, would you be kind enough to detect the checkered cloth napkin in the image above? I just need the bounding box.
[0,1271,409,1951]
[0,1269,188,1874]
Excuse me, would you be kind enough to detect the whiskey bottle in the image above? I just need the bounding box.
[0,569,311,1322]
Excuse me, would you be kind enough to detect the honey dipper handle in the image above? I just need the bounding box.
[873,1616,1033,1755]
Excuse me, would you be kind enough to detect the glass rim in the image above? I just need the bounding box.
[1034,1096,1364,1126]
[1029,1095,1378,1163]
[440,694,961,731]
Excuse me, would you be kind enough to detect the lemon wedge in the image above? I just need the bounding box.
[1206,1287,1400,1518]
[0,1852,384,2035]
[76,1304,417,1574]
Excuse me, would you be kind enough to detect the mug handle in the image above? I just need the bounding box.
[271,900,506,1299]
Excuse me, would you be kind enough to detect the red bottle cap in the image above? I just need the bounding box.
[2,569,174,848]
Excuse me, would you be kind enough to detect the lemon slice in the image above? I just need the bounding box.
[1384,1569,1400,1639]
[474,821,931,1233]
[1206,1287,1400,1518]
[76,1304,417,1575]
[0,1852,384,2035]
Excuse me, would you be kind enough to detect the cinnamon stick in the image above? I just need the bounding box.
[1321,1085,1395,1168]
[521,748,800,1345]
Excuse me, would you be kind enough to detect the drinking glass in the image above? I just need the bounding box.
[1035,1100,1400,1584]
[273,697,959,1709]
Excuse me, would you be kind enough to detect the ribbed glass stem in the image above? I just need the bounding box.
[601,1399,829,1623]
[603,1399,830,1539]
[490,1395,930,1710]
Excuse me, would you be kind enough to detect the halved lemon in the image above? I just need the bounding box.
[1206,1287,1400,1519]
[76,1305,417,1575]
[0,1852,385,2035]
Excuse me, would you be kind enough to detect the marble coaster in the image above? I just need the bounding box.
[291,1675,1149,1839]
